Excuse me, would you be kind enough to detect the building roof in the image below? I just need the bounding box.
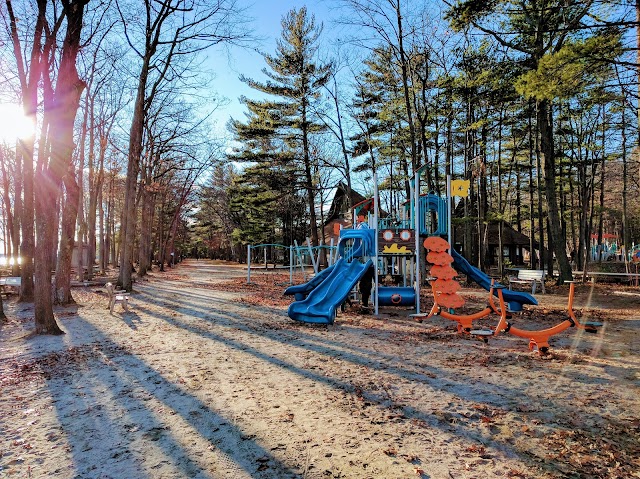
[324,182,368,224]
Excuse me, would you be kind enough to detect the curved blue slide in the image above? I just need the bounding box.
[450,249,537,312]
[284,264,336,301]
[288,258,373,324]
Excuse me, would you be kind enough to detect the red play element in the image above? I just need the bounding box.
[426,237,465,311]
[391,293,402,304]
[433,278,461,294]
[352,197,374,214]
[427,251,454,265]
[423,236,507,335]
[436,292,465,309]
[429,265,457,280]
[423,236,449,252]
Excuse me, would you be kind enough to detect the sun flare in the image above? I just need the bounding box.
[0,103,33,143]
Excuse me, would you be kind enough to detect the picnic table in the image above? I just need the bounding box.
[574,271,640,285]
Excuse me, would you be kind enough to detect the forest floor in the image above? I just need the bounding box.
[0,259,639,479]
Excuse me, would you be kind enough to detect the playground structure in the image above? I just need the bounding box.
[285,170,438,323]
[283,170,605,352]
[285,172,536,326]
[419,236,602,352]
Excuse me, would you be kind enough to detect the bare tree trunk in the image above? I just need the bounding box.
[75,104,89,283]
[5,0,39,298]
[98,181,106,274]
[34,0,87,334]
[23,127,42,303]
[596,109,606,263]
[87,102,107,280]
[621,104,629,252]
[535,106,545,271]
[302,103,320,248]
[138,183,154,276]
[117,64,147,290]
[12,148,23,279]
[538,99,572,282]
[394,0,417,191]
[55,172,80,304]
[0,152,17,273]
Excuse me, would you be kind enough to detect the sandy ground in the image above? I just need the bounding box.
[1,259,639,479]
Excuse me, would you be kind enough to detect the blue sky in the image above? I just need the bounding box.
[205,1,339,137]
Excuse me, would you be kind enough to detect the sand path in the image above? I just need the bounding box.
[1,259,639,478]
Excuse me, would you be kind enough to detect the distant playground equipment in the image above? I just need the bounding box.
[418,237,602,353]
[246,241,338,285]
[293,238,338,280]
[590,233,622,262]
[285,171,538,326]
[246,243,294,285]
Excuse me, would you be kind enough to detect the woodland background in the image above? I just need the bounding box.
[1,0,640,333]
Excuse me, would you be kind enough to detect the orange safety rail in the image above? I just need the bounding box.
[427,282,508,334]
[495,281,602,353]
[566,282,601,333]
[439,306,495,324]
[500,321,575,353]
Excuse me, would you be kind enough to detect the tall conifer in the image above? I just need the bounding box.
[233,7,332,247]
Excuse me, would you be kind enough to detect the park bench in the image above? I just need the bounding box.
[105,282,130,314]
[0,276,21,296]
[508,269,545,294]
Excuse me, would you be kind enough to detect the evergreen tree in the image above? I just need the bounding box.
[234,7,332,247]
[446,0,621,283]
[352,46,411,211]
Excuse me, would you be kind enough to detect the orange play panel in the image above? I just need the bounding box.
[423,236,449,252]
[429,265,457,280]
[433,278,461,294]
[436,292,465,309]
[426,251,454,265]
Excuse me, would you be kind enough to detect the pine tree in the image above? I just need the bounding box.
[445,0,620,283]
[235,7,332,247]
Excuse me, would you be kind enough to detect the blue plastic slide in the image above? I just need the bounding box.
[450,249,537,312]
[284,264,336,301]
[288,258,373,324]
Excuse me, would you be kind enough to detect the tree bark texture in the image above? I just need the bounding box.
[537,99,572,282]
[34,0,87,334]
[117,61,148,290]
[55,172,80,304]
